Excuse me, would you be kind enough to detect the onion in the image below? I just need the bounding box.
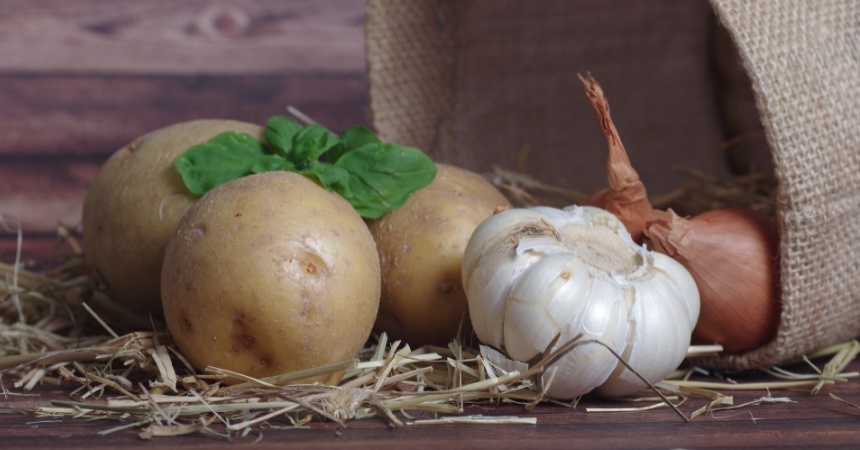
[578,73,781,353]
[644,208,780,353]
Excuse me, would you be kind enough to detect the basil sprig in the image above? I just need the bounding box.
[175,116,437,219]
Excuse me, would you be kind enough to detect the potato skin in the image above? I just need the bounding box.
[369,163,510,346]
[161,171,380,380]
[82,119,264,314]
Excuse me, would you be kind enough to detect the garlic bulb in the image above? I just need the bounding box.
[462,205,700,399]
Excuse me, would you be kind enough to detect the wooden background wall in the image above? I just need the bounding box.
[0,0,766,263]
[0,0,370,260]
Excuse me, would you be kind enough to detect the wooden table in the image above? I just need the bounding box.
[3,359,860,449]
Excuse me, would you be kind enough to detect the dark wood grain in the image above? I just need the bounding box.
[0,0,368,259]
[2,360,860,449]
[0,161,94,234]
[0,0,365,75]
[0,74,369,158]
[0,74,368,250]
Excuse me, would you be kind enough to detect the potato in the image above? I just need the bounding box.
[161,171,380,381]
[369,163,510,346]
[82,119,263,314]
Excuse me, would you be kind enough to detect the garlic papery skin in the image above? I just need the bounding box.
[462,205,700,399]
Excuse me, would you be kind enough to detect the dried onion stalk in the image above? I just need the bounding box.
[577,73,780,353]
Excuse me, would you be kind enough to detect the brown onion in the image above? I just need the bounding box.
[578,73,781,353]
[644,209,780,353]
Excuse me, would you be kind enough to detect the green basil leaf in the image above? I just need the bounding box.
[265,115,302,157]
[335,143,437,219]
[175,131,271,195]
[302,161,353,199]
[327,125,381,163]
[175,117,436,220]
[251,154,295,173]
[293,124,340,164]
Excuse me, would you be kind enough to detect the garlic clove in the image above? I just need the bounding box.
[462,208,563,349]
[504,254,590,360]
[506,256,631,399]
[466,251,541,349]
[541,323,624,398]
[461,207,554,277]
[596,260,699,396]
[651,252,702,328]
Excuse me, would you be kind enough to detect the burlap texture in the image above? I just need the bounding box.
[706,0,860,368]
[366,0,860,369]
[366,0,725,194]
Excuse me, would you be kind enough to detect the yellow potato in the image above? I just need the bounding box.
[369,163,510,346]
[82,119,263,314]
[161,171,380,380]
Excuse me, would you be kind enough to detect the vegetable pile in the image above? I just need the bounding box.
[0,72,825,438]
[81,114,516,382]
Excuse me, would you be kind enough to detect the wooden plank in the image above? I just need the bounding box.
[0,161,95,235]
[0,73,369,238]
[0,236,74,263]
[0,0,366,75]
[0,1,371,262]
[1,359,859,448]
[0,74,369,157]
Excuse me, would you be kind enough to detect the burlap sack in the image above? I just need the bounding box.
[365,0,860,370]
[706,0,860,369]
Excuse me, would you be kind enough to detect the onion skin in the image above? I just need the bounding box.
[644,208,780,353]
[578,73,654,243]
